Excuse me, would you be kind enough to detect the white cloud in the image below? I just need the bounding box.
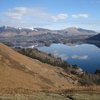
[71,55,89,60]
[52,51,69,60]
[51,13,68,22]
[4,7,68,23]
[72,14,89,19]
[4,7,51,21]
[5,7,29,20]
[60,54,69,60]
[2,7,93,29]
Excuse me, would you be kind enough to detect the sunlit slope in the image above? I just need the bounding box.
[0,43,78,93]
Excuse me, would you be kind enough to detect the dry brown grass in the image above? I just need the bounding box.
[0,43,100,94]
[0,43,79,94]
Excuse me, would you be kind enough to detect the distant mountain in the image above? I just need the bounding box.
[0,26,98,47]
[77,28,96,34]
[60,27,97,36]
[87,33,100,41]
[0,26,51,37]
[86,33,100,48]
[0,26,97,37]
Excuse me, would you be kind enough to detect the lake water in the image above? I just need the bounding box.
[37,43,100,73]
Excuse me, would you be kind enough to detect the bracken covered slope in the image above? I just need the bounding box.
[0,43,79,94]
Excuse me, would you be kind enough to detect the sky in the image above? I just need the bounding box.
[0,0,100,31]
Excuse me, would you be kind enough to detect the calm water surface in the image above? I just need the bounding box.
[37,43,100,73]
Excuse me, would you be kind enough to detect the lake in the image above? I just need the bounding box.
[37,43,100,73]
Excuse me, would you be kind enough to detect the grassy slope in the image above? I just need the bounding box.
[0,43,100,95]
[0,43,80,94]
[15,48,100,86]
[0,92,100,100]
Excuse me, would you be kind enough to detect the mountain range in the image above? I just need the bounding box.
[0,26,97,37]
[0,26,98,47]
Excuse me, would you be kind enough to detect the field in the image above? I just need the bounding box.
[0,92,100,100]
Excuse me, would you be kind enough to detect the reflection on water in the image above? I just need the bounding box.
[37,43,100,73]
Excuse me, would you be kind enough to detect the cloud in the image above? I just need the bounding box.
[72,14,89,19]
[53,50,59,57]
[51,13,68,22]
[60,54,69,60]
[4,7,68,22]
[71,55,89,60]
[5,7,29,20]
[4,7,51,21]
[2,7,92,29]
[52,51,69,60]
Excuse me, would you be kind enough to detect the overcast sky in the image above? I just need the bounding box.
[0,0,100,31]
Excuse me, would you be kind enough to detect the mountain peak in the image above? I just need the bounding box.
[64,27,77,31]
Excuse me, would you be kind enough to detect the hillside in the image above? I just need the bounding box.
[0,43,100,95]
[15,48,71,69]
[87,33,100,41]
[15,47,100,86]
[0,43,80,94]
[86,33,100,48]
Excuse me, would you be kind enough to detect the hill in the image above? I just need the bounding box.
[0,43,80,94]
[0,43,100,95]
[15,47,100,86]
[87,33,100,41]
[86,33,100,48]
[60,27,97,36]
